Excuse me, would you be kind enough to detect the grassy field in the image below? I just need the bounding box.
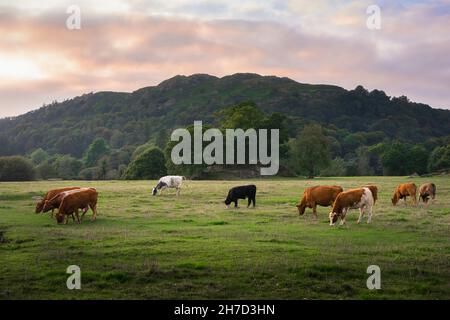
[1,176,449,300]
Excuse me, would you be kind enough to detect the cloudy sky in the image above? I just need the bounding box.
[0,0,449,117]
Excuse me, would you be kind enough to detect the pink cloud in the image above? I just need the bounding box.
[0,3,449,118]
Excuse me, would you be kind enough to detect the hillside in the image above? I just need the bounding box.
[1,73,450,158]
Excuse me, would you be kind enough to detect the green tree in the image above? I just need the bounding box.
[0,156,35,181]
[320,157,346,176]
[428,144,450,172]
[380,142,409,175]
[216,102,266,130]
[30,148,49,165]
[54,155,82,179]
[35,161,57,180]
[123,147,167,179]
[84,138,110,167]
[289,124,331,178]
[408,145,429,174]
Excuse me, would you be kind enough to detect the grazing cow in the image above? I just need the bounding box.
[296,185,343,218]
[34,187,81,214]
[329,187,375,226]
[152,175,186,196]
[419,183,436,204]
[224,185,257,208]
[43,188,89,218]
[392,183,417,206]
[55,188,98,224]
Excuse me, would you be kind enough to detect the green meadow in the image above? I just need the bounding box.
[0,176,449,299]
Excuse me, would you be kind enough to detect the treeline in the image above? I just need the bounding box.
[0,103,449,181]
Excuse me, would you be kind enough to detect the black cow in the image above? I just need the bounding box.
[224,185,256,208]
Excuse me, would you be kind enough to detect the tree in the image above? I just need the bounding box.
[289,124,331,178]
[408,145,428,175]
[30,148,49,165]
[36,161,57,180]
[216,102,266,130]
[320,157,346,176]
[54,155,82,180]
[84,138,110,167]
[123,147,167,179]
[0,156,35,181]
[428,144,450,172]
[380,142,409,175]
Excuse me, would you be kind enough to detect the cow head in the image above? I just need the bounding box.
[55,213,65,224]
[296,202,306,215]
[33,196,44,213]
[35,200,44,213]
[224,197,232,208]
[329,211,339,226]
[391,194,399,206]
[152,187,158,196]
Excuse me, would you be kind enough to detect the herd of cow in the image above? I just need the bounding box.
[33,175,437,226]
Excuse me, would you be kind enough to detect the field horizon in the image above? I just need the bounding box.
[1,176,449,299]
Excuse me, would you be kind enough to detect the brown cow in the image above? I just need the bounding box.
[35,187,81,214]
[55,188,98,224]
[419,183,436,204]
[392,183,417,206]
[329,187,375,226]
[296,185,343,219]
[42,188,89,219]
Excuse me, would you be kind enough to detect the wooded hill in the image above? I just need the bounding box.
[1,73,450,158]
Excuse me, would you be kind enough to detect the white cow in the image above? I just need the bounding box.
[152,175,186,196]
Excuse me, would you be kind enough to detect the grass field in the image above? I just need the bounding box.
[1,176,449,299]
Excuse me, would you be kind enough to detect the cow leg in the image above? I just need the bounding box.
[65,215,69,225]
[340,209,347,225]
[75,210,81,224]
[367,205,373,224]
[90,204,97,221]
[234,200,238,208]
[312,204,318,220]
[357,207,365,224]
[176,188,180,197]
[252,196,256,208]
[247,197,251,208]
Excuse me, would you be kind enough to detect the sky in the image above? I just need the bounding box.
[0,0,449,118]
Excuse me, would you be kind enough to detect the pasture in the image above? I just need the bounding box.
[0,176,449,299]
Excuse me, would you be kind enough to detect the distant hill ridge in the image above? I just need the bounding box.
[1,73,449,157]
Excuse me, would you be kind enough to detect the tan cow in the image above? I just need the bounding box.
[55,188,98,224]
[329,187,375,226]
[392,183,417,206]
[419,183,436,204]
[35,187,81,215]
[296,185,343,219]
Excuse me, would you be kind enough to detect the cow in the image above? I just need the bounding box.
[296,185,343,219]
[419,182,436,204]
[392,183,417,206]
[34,187,81,215]
[152,176,186,196]
[329,187,375,226]
[224,185,256,208]
[42,188,90,218]
[55,188,98,224]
